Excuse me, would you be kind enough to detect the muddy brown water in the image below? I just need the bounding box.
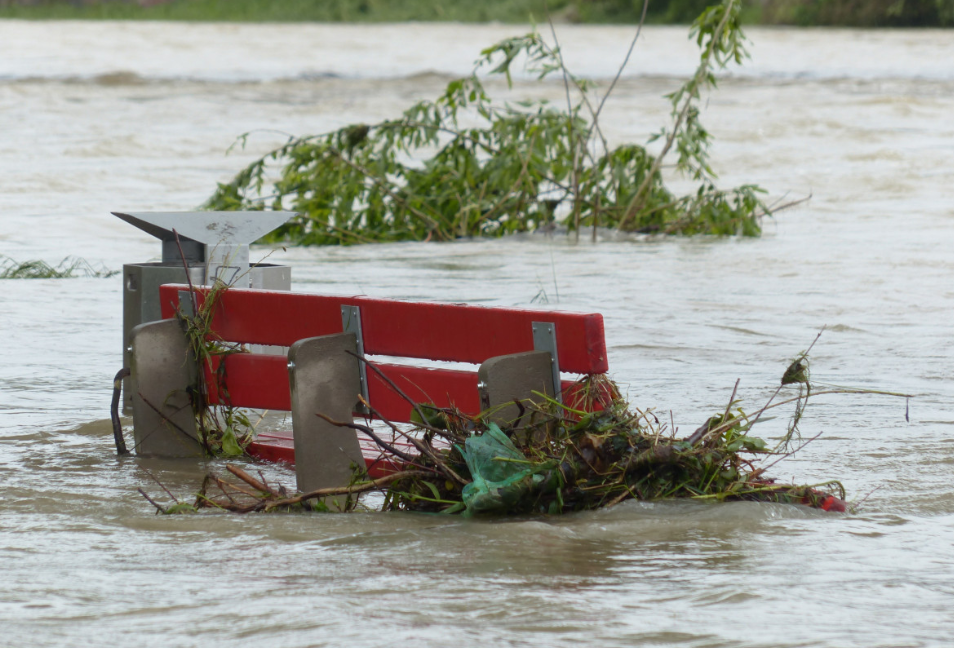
[1,20,953,647]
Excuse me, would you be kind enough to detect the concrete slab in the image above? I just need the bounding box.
[129,318,203,458]
[288,332,365,509]
[478,350,555,430]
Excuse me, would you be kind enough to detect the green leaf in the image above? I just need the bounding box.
[740,436,768,452]
[410,404,447,429]
[421,481,442,501]
[220,429,243,457]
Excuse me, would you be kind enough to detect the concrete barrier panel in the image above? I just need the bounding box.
[478,350,555,430]
[129,319,203,458]
[288,333,365,505]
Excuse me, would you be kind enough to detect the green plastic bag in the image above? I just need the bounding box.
[459,424,551,517]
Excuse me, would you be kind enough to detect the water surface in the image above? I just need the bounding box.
[1,20,952,647]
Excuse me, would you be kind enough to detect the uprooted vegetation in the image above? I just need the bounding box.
[180,280,257,458]
[206,0,799,245]
[0,255,117,279]
[138,330,910,518]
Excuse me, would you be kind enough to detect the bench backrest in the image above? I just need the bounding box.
[158,284,608,423]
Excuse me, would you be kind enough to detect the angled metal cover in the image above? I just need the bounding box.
[112,211,296,245]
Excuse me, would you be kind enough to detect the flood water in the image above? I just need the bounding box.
[2,19,954,647]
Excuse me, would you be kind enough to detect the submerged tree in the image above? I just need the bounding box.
[206,0,772,245]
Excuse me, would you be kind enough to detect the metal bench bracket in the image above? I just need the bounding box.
[341,305,370,413]
[177,289,194,318]
[532,321,562,403]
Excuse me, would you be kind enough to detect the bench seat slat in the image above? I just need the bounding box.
[206,354,289,410]
[159,285,609,374]
[246,433,405,479]
[205,353,589,423]
[206,353,481,421]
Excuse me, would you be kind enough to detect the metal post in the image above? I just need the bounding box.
[115,210,297,413]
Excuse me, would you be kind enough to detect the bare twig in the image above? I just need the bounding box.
[212,477,238,505]
[261,470,432,512]
[143,469,179,504]
[692,386,912,450]
[804,327,825,356]
[321,400,468,486]
[593,0,650,125]
[757,192,812,218]
[722,379,740,424]
[226,464,282,497]
[546,2,576,134]
[405,434,469,486]
[616,3,735,233]
[348,396,468,485]
[690,378,741,445]
[544,6,584,242]
[744,384,784,433]
[345,351,442,436]
[686,418,714,447]
[850,484,882,512]
[605,488,633,508]
[138,488,167,514]
[757,431,824,473]
[212,473,263,500]
[315,412,418,463]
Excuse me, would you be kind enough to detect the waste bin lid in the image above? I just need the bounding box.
[112,211,296,245]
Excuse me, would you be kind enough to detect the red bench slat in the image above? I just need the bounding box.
[246,433,404,478]
[365,363,481,421]
[204,353,481,421]
[206,354,289,410]
[205,352,580,423]
[159,284,608,374]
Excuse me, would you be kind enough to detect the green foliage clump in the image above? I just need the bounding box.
[378,377,826,516]
[175,371,849,516]
[360,369,850,518]
[205,0,770,245]
[0,256,116,279]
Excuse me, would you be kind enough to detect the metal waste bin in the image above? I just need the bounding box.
[115,211,295,412]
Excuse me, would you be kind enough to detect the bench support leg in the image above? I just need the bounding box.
[478,350,556,433]
[129,319,203,458]
[288,332,365,509]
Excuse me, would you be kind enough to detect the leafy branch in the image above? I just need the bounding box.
[206,0,776,245]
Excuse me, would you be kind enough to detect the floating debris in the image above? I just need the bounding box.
[138,326,915,517]
[146,382,867,517]
[0,255,117,279]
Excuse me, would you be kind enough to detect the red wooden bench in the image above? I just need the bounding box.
[128,284,608,498]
